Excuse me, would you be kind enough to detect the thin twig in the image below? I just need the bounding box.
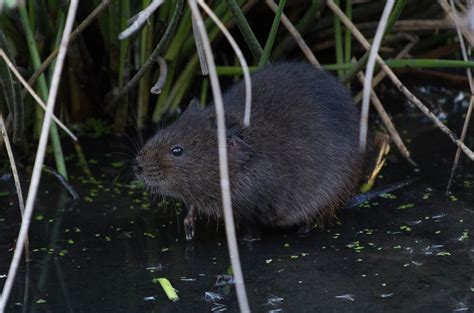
[191,10,209,75]
[0,114,30,261]
[27,0,111,88]
[327,0,474,161]
[198,0,252,127]
[360,0,395,152]
[150,56,167,94]
[118,0,164,40]
[265,0,320,67]
[356,66,416,166]
[43,166,79,200]
[187,1,251,312]
[108,0,184,107]
[439,0,474,46]
[445,0,474,193]
[0,1,79,311]
[0,49,77,141]
[354,37,417,103]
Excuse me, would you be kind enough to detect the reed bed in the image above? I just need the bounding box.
[0,0,473,312]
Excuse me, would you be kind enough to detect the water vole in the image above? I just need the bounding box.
[135,62,366,239]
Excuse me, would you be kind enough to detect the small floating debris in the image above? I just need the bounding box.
[143,296,157,301]
[380,293,393,298]
[204,292,224,302]
[265,294,284,306]
[154,278,179,302]
[211,303,227,312]
[180,277,196,282]
[431,213,447,219]
[146,265,163,272]
[335,294,355,301]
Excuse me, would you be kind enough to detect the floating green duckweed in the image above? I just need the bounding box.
[400,225,412,232]
[397,203,414,210]
[380,193,396,199]
[144,232,156,238]
[459,230,469,241]
[436,252,451,256]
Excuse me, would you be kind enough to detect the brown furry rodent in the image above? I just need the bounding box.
[135,62,366,239]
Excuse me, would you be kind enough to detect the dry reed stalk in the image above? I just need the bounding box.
[0,1,79,311]
[187,1,251,312]
[198,0,252,127]
[360,0,395,152]
[0,49,77,141]
[327,0,474,161]
[265,0,320,67]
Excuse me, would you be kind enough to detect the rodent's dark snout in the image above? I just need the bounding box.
[133,157,144,176]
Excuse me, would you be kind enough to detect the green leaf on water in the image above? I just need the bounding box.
[154,277,179,302]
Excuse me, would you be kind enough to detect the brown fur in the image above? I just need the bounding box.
[135,62,367,229]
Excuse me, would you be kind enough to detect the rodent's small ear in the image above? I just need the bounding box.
[210,114,243,139]
[183,97,201,115]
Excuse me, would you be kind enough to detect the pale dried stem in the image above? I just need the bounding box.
[198,0,252,127]
[0,115,30,261]
[360,0,395,152]
[0,1,79,311]
[327,0,474,161]
[0,49,77,141]
[187,1,251,312]
[439,0,474,47]
[27,0,111,88]
[356,68,416,166]
[265,0,320,67]
[354,38,417,104]
[191,12,209,75]
[118,0,164,40]
[150,56,167,94]
[444,0,474,192]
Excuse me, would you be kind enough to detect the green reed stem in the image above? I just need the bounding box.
[273,0,323,59]
[344,0,352,74]
[111,0,184,107]
[258,0,286,68]
[216,59,474,75]
[341,0,407,84]
[334,0,344,78]
[227,0,263,60]
[19,5,68,179]
[137,0,153,128]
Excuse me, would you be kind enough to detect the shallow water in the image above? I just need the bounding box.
[1,86,473,312]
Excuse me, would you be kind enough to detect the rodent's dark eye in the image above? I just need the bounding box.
[171,145,183,157]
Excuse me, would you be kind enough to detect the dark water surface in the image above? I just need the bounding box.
[1,86,473,312]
